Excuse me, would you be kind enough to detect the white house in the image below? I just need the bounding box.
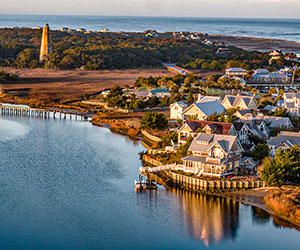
[170,101,188,120]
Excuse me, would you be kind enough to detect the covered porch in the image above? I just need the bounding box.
[182,155,231,177]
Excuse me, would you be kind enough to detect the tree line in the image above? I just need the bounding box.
[0,28,268,70]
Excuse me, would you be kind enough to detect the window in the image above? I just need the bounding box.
[174,106,178,110]
[213,147,223,158]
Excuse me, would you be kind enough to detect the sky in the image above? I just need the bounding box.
[0,0,300,18]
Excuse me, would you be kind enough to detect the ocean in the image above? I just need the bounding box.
[0,14,300,42]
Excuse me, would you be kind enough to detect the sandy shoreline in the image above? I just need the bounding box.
[208,34,300,53]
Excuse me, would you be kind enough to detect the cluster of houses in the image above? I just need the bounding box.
[172,31,206,40]
[269,50,300,64]
[224,67,297,84]
[169,93,299,178]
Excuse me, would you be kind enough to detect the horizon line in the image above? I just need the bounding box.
[0,13,300,20]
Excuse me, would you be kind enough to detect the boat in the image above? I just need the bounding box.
[134,175,157,191]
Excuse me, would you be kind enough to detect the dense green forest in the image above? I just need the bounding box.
[0,28,269,70]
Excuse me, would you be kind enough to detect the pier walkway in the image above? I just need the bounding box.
[0,103,93,120]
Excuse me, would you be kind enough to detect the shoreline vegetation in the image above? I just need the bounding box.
[218,187,300,229]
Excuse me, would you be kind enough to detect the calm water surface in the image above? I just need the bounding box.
[0,115,299,250]
[0,15,300,42]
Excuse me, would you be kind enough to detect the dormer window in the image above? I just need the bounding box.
[197,140,209,145]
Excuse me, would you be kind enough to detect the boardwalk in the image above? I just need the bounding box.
[0,103,93,121]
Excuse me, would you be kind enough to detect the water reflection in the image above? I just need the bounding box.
[170,189,239,246]
[137,189,240,246]
[252,206,300,232]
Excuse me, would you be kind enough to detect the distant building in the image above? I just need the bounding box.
[252,68,290,83]
[181,133,243,177]
[100,28,110,33]
[39,23,52,62]
[60,27,68,32]
[284,52,299,62]
[149,88,170,98]
[216,47,231,56]
[78,28,87,32]
[225,68,247,78]
[269,50,284,64]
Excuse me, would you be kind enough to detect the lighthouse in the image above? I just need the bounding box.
[39,23,52,61]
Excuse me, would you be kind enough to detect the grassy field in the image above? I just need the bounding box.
[0,67,172,104]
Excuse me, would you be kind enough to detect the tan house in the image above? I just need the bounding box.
[170,101,188,120]
[233,109,259,120]
[181,133,243,177]
[182,101,225,121]
[225,68,247,78]
[177,120,236,146]
[221,95,257,110]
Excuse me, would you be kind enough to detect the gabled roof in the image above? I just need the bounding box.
[255,69,270,74]
[179,120,233,135]
[234,122,248,131]
[225,68,247,72]
[222,95,256,108]
[263,116,293,128]
[197,96,221,104]
[188,133,239,153]
[170,101,188,108]
[235,109,255,116]
[268,131,300,147]
[184,101,225,117]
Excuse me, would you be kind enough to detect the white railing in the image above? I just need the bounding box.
[139,164,185,173]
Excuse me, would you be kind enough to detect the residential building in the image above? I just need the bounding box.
[216,47,231,56]
[233,109,258,120]
[262,116,293,129]
[252,70,290,83]
[177,120,236,146]
[282,92,300,116]
[241,157,259,175]
[149,88,171,98]
[170,101,188,120]
[235,119,269,145]
[197,95,221,104]
[268,131,300,156]
[269,50,284,64]
[182,101,225,121]
[181,133,243,177]
[221,95,257,110]
[225,68,247,78]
